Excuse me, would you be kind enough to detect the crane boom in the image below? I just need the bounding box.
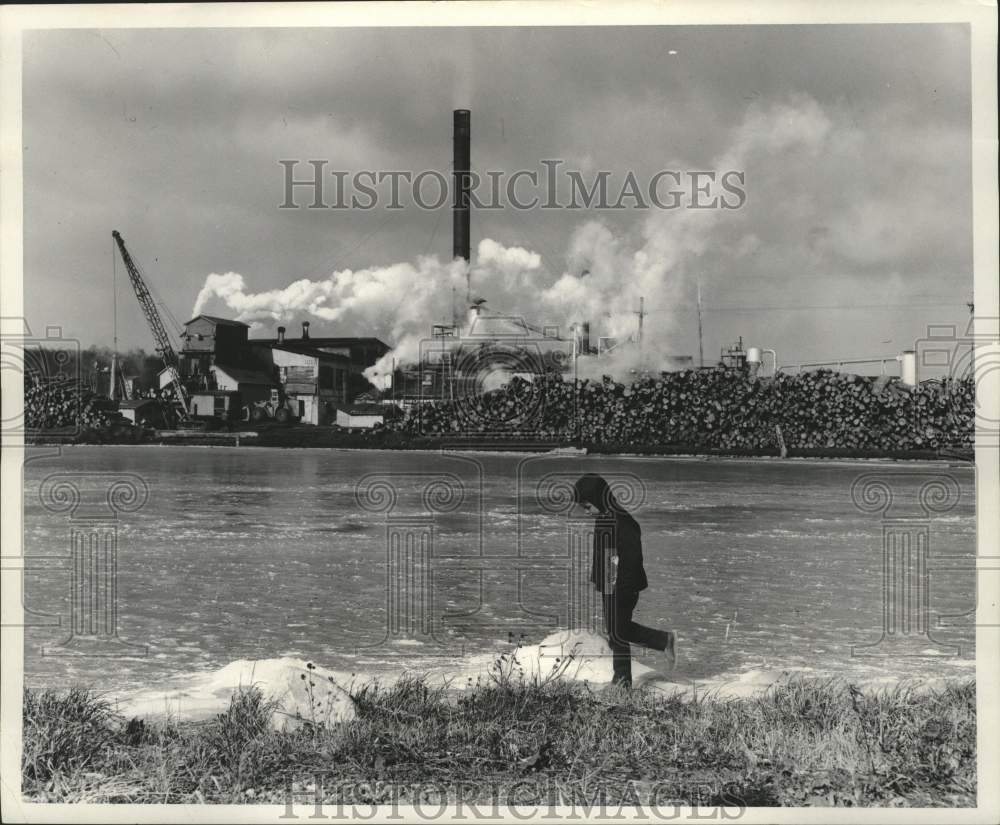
[112,230,190,421]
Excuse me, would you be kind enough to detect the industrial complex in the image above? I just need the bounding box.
[104,109,682,430]
[24,108,960,446]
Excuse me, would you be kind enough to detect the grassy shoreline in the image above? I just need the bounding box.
[22,675,975,807]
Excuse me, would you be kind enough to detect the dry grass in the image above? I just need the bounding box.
[21,675,976,807]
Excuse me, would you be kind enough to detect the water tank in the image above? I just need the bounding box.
[746,346,762,364]
[899,350,917,386]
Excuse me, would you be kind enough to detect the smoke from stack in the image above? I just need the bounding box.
[191,97,833,386]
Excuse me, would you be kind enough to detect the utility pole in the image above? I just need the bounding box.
[966,298,975,388]
[634,296,646,371]
[697,280,705,368]
[571,323,581,442]
[633,295,646,350]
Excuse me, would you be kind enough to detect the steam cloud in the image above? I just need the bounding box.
[192,97,833,385]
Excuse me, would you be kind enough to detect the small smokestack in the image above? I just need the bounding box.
[452,109,471,296]
[301,321,310,340]
[580,322,591,355]
[277,326,286,344]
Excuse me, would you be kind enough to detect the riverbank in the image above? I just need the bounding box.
[24,425,974,462]
[22,673,975,807]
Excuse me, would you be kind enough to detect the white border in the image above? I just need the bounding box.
[1,2,997,823]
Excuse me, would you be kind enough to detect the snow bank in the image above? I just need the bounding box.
[117,629,894,729]
[118,657,357,732]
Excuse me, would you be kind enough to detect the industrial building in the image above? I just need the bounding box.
[248,322,390,425]
[166,314,389,425]
[400,108,691,396]
[125,107,692,429]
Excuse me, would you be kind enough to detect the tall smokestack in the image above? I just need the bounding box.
[452,109,471,300]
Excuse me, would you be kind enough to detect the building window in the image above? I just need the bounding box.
[214,396,226,416]
[298,399,306,419]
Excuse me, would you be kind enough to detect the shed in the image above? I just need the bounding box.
[117,398,168,429]
[336,403,392,430]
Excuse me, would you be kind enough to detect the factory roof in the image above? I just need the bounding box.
[250,336,390,350]
[184,314,250,328]
[466,312,566,340]
[253,341,352,361]
[211,364,274,385]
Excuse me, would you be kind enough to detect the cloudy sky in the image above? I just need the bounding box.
[23,24,972,372]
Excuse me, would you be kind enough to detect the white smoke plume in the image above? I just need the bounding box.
[191,96,833,387]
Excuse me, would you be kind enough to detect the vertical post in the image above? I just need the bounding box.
[635,296,646,372]
[111,234,118,400]
[696,280,705,368]
[109,353,119,401]
[574,330,580,441]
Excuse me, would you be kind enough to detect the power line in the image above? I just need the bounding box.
[645,302,969,313]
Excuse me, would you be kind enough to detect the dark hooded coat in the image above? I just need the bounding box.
[573,474,648,594]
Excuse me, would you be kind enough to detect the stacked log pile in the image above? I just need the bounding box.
[23,377,117,431]
[391,369,975,451]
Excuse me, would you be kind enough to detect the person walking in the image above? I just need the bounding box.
[572,473,676,688]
